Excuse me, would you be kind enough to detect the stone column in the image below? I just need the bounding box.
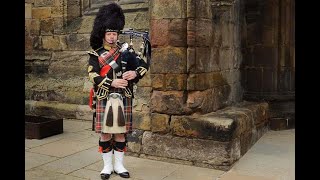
[149,0,188,134]
[149,0,238,120]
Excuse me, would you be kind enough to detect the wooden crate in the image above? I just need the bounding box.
[270,117,294,131]
[25,115,63,139]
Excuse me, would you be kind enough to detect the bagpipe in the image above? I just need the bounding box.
[119,28,151,68]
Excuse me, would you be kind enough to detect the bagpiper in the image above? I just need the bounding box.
[86,2,150,179]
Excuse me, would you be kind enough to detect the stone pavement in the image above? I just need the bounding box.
[25,119,294,180]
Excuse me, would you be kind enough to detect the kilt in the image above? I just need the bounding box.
[95,95,133,134]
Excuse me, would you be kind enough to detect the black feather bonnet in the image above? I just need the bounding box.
[89,2,125,50]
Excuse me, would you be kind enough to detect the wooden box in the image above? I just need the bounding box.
[25,115,63,139]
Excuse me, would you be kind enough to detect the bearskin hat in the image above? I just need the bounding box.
[90,2,125,49]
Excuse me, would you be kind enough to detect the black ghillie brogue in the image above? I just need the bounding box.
[115,171,130,178]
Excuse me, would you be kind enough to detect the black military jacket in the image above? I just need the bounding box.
[87,43,148,100]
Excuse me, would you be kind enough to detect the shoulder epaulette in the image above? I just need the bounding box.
[86,46,103,56]
[86,49,99,56]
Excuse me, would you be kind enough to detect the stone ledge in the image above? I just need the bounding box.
[136,101,269,170]
[170,101,269,141]
[25,100,93,121]
[142,131,240,171]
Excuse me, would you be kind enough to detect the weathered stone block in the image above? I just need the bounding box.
[25,62,49,75]
[187,73,212,91]
[51,5,64,18]
[212,24,222,48]
[233,48,242,69]
[41,35,67,50]
[26,19,40,36]
[169,19,187,47]
[32,7,51,19]
[213,85,231,107]
[73,16,94,34]
[187,18,196,47]
[151,73,187,91]
[127,129,144,153]
[67,0,80,6]
[75,105,92,120]
[243,102,269,126]
[151,74,165,90]
[151,47,187,74]
[132,111,151,130]
[195,0,211,19]
[219,48,234,70]
[240,130,253,155]
[25,35,34,55]
[187,0,196,18]
[150,91,191,115]
[67,5,81,23]
[66,33,90,50]
[209,48,222,72]
[40,18,54,35]
[151,0,186,19]
[187,47,196,73]
[25,50,52,61]
[188,72,227,91]
[82,0,90,10]
[171,114,236,141]
[215,106,254,136]
[49,51,88,77]
[124,12,149,31]
[34,0,55,7]
[186,89,219,114]
[25,3,32,19]
[142,132,240,169]
[127,129,144,143]
[195,47,212,73]
[151,113,170,133]
[195,19,212,47]
[82,79,92,93]
[150,19,169,47]
[31,101,78,119]
[221,22,234,48]
[165,74,187,91]
[133,87,151,112]
[53,17,64,33]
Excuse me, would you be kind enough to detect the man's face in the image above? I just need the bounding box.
[104,32,118,44]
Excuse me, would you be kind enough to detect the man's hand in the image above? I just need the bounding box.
[122,70,137,80]
[111,79,128,89]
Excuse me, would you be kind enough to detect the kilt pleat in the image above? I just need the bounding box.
[95,97,132,134]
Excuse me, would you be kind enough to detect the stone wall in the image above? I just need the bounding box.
[25,0,243,119]
[25,0,151,107]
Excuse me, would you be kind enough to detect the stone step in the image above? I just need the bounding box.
[83,0,149,16]
[170,102,269,142]
[128,102,270,171]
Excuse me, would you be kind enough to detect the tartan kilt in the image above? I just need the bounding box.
[95,96,133,134]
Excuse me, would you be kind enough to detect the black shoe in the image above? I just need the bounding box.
[100,173,111,180]
[115,171,130,178]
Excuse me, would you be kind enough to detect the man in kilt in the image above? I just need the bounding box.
[86,2,149,179]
